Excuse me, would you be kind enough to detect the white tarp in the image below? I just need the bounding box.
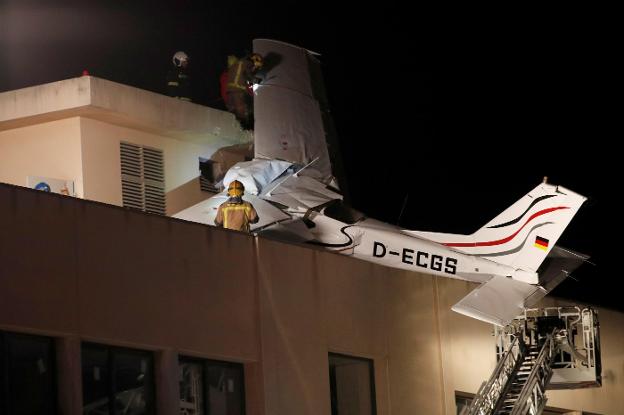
[222,159,292,196]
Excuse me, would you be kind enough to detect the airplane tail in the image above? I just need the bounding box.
[409,182,587,273]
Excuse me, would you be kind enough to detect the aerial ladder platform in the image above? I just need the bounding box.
[466,307,601,415]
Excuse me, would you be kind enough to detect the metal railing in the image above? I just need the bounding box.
[467,336,525,415]
[509,330,559,415]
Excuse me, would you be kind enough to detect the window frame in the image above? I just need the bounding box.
[81,342,156,415]
[328,352,377,415]
[0,330,58,415]
[178,355,246,415]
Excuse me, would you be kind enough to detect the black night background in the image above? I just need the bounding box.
[0,1,616,309]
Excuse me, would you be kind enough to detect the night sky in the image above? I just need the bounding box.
[1,1,616,309]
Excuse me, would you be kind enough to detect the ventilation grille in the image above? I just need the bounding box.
[199,176,222,193]
[120,142,166,215]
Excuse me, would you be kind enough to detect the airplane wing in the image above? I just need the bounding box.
[175,156,343,236]
[253,39,345,189]
[174,192,291,231]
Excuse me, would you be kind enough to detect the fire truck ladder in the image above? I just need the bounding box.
[467,329,560,415]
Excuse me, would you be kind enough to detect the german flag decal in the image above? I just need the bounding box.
[534,236,549,251]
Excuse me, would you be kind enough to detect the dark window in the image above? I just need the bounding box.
[82,343,155,415]
[179,356,245,415]
[0,331,57,415]
[328,353,376,415]
[455,391,473,414]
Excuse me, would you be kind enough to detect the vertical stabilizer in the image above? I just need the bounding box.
[411,183,587,272]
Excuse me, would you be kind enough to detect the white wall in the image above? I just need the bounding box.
[79,117,221,206]
[0,117,84,196]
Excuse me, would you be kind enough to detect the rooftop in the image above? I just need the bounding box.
[0,76,251,146]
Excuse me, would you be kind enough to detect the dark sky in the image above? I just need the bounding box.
[0,1,616,309]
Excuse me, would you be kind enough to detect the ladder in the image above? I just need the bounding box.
[467,330,559,415]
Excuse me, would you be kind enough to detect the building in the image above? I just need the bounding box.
[1,78,623,415]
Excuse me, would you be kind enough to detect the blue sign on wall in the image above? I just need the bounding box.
[34,182,51,192]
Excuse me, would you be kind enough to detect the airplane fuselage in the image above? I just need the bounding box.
[348,219,538,285]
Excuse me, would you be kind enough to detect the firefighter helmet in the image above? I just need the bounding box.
[250,53,263,70]
[227,180,245,197]
[173,51,189,67]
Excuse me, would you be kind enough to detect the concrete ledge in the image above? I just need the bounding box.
[0,76,251,146]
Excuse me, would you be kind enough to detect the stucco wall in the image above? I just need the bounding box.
[0,183,623,414]
[79,117,219,208]
[1,76,252,215]
[0,184,259,359]
[0,116,221,212]
[0,117,84,197]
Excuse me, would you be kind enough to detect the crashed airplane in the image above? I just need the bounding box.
[175,39,589,327]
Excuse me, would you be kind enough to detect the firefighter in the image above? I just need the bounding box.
[223,53,264,129]
[214,180,259,233]
[167,51,192,101]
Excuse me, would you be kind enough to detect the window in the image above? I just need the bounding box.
[0,331,57,415]
[328,353,376,415]
[179,357,245,415]
[455,391,472,414]
[82,343,155,415]
[120,142,166,215]
[199,158,222,193]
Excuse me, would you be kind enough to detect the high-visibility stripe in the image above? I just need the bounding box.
[223,206,252,212]
[168,81,179,86]
[227,61,247,90]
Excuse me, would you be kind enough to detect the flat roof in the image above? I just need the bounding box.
[0,76,250,146]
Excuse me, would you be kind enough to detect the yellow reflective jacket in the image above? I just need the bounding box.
[214,200,259,232]
[226,58,255,92]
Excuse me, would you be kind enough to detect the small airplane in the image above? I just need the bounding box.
[175,39,589,327]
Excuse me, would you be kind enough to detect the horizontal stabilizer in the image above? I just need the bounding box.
[538,245,589,291]
[452,276,546,326]
[173,192,290,231]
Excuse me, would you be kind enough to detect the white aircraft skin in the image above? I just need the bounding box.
[352,221,535,284]
[300,182,586,289]
[175,39,589,326]
[176,177,587,326]
[305,215,519,284]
